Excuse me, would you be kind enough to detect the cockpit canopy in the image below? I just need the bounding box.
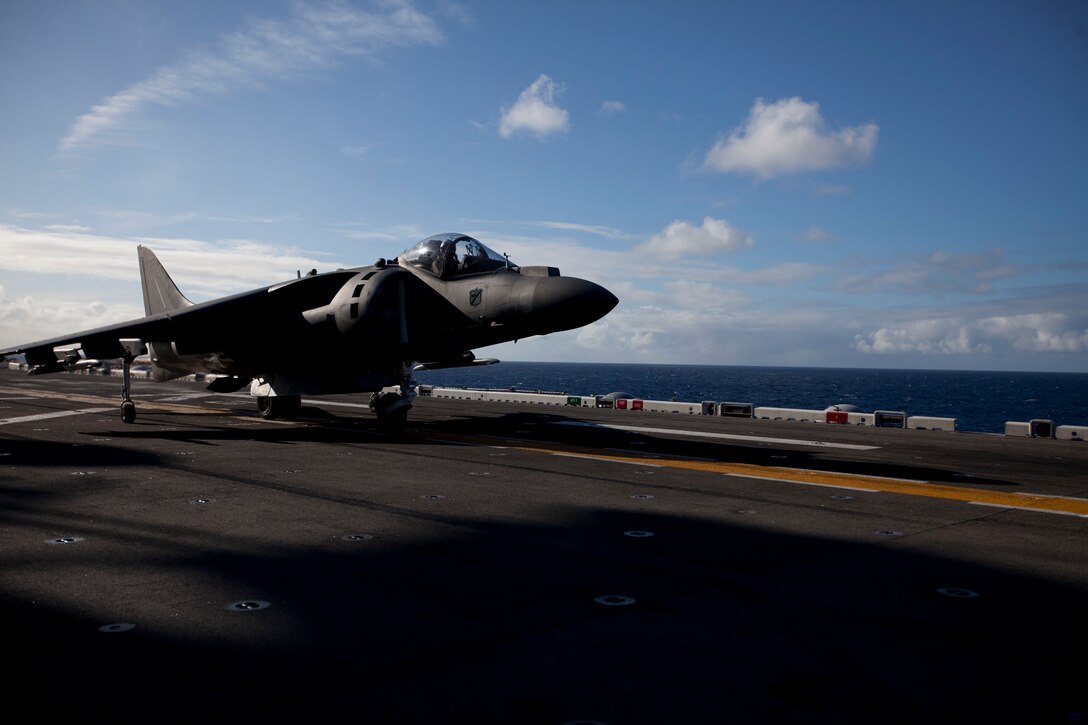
[399,233,513,280]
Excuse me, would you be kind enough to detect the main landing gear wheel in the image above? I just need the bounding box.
[121,400,136,424]
[256,395,301,420]
[370,392,411,433]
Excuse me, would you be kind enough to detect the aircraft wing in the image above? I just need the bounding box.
[0,313,172,369]
[0,269,361,373]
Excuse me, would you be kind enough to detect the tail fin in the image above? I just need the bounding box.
[138,245,193,316]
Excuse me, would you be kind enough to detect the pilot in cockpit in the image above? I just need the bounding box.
[402,234,510,280]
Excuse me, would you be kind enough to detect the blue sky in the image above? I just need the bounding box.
[2,0,1086,371]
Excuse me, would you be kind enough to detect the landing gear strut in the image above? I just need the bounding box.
[120,357,136,424]
[118,342,141,424]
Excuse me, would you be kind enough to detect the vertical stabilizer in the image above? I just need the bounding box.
[138,245,193,316]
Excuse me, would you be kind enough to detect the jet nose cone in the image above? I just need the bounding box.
[532,277,619,332]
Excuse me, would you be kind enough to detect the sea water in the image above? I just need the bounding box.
[415,362,1088,433]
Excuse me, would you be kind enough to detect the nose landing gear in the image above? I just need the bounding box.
[369,390,412,432]
[369,365,416,432]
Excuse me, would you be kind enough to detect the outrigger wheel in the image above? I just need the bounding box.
[117,338,146,424]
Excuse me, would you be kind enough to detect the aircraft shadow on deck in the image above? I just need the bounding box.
[434,410,1024,489]
[2,501,1083,723]
[81,403,1022,488]
[0,438,164,467]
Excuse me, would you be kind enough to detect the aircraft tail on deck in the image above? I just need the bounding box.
[137,246,194,382]
[138,245,193,316]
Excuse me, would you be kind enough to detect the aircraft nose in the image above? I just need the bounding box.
[531,276,618,332]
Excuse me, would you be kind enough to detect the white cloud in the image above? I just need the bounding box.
[731,262,826,286]
[980,313,1088,352]
[94,208,202,231]
[329,222,427,249]
[10,220,1079,370]
[531,302,853,364]
[476,233,625,289]
[0,223,346,299]
[664,280,746,311]
[599,100,625,115]
[59,0,443,153]
[837,249,1022,296]
[484,224,1087,369]
[853,319,985,355]
[637,217,753,259]
[0,292,145,349]
[854,311,1088,355]
[812,182,851,197]
[477,221,822,295]
[499,75,570,139]
[798,226,835,242]
[704,97,878,179]
[531,220,640,240]
[340,144,375,160]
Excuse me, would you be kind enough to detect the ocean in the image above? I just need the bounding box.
[414,362,1088,434]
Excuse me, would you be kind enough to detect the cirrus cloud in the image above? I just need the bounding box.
[59,0,443,153]
[0,223,345,299]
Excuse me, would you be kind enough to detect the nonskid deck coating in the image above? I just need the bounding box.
[1,368,1085,723]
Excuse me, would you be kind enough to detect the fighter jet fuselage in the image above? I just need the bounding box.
[0,233,618,427]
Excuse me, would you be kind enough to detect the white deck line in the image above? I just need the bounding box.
[551,420,881,451]
[0,407,113,426]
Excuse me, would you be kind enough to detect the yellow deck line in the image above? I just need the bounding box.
[426,431,1088,518]
[531,446,1088,517]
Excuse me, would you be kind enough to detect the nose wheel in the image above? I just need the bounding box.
[369,365,417,433]
[369,391,411,432]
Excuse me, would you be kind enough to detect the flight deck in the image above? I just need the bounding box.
[1,367,1085,723]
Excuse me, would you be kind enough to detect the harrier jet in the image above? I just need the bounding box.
[0,233,618,429]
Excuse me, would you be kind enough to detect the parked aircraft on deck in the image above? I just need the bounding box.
[0,233,618,429]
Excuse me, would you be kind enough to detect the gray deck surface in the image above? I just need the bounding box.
[1,368,1085,723]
